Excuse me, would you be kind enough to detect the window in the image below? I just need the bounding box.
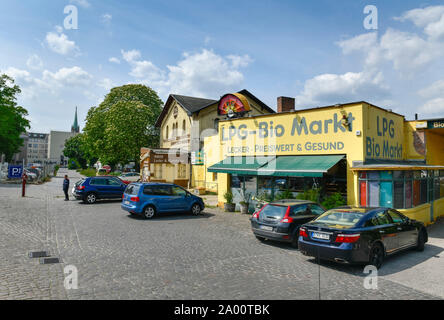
[290,204,308,217]
[172,186,187,197]
[178,164,186,178]
[107,178,121,186]
[310,204,325,215]
[166,126,169,140]
[375,211,391,225]
[387,210,405,224]
[154,164,162,178]
[126,184,140,195]
[182,119,186,133]
[152,186,171,196]
[90,178,107,186]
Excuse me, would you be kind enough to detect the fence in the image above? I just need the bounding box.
[0,162,56,184]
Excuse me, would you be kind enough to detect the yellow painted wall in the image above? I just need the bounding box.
[404,121,427,161]
[433,197,444,220]
[160,100,192,150]
[399,204,432,226]
[210,103,367,206]
[426,130,444,165]
[362,104,405,161]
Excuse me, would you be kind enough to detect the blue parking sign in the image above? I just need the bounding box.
[8,165,23,179]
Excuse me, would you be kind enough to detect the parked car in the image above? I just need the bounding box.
[119,172,140,182]
[73,176,129,204]
[121,183,205,219]
[24,169,37,181]
[298,207,428,269]
[250,199,326,248]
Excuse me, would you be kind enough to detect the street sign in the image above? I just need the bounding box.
[8,165,23,179]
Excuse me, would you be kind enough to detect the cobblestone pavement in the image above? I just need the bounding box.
[0,169,442,300]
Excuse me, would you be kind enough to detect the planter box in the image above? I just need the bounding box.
[224,203,235,212]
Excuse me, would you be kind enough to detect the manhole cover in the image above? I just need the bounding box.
[39,257,60,264]
[29,251,50,258]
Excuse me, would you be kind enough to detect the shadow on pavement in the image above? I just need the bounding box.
[303,243,444,276]
[126,211,215,221]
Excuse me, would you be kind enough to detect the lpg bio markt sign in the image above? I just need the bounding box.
[221,112,356,155]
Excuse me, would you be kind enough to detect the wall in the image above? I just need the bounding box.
[48,131,77,164]
[425,130,444,165]
[160,100,192,151]
[210,103,367,206]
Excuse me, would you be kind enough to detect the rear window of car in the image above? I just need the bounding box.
[260,205,288,219]
[125,184,140,195]
[314,210,365,228]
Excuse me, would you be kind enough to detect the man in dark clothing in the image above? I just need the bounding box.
[63,175,70,201]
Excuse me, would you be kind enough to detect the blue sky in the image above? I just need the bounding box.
[1,0,444,133]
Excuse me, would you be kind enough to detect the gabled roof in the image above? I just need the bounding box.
[155,89,274,128]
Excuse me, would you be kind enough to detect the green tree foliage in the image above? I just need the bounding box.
[63,134,92,169]
[83,84,163,168]
[0,74,30,161]
[321,192,346,210]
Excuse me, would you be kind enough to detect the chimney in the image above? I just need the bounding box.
[277,96,295,113]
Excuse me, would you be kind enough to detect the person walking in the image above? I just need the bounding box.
[63,175,70,201]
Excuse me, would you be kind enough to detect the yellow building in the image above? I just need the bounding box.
[205,101,444,225]
[144,90,275,189]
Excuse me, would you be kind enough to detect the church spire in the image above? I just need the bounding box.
[71,107,80,133]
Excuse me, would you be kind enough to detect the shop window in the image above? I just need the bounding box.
[368,172,380,207]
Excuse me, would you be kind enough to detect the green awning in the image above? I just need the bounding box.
[208,155,345,177]
[258,155,345,177]
[207,156,273,175]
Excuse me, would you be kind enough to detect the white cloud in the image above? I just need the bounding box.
[120,49,252,98]
[4,67,33,83]
[295,70,389,107]
[337,32,378,54]
[395,5,444,40]
[98,78,114,91]
[109,57,120,64]
[418,80,444,98]
[69,0,91,8]
[26,54,43,70]
[45,31,79,55]
[419,98,444,115]
[102,13,112,25]
[42,66,92,87]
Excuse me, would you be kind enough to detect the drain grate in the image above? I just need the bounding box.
[29,251,50,258]
[39,257,60,264]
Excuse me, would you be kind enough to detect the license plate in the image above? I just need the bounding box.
[312,232,330,240]
[124,201,130,205]
[260,225,273,231]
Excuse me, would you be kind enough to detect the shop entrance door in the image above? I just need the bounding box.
[380,171,393,207]
[231,175,256,213]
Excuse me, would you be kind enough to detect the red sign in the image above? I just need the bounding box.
[218,94,250,116]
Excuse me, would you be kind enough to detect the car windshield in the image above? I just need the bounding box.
[259,205,288,219]
[313,209,365,228]
[125,184,140,195]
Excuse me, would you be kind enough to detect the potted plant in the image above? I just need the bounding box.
[239,189,251,214]
[223,190,235,212]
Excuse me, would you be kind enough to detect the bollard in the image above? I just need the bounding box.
[22,173,27,197]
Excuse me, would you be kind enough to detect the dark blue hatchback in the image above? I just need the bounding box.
[73,176,128,204]
[121,183,205,219]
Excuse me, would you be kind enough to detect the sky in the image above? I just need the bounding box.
[1,0,444,133]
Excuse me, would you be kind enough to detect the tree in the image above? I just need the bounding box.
[0,74,30,161]
[63,134,87,169]
[83,84,163,169]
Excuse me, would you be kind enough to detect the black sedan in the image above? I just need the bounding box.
[250,200,325,247]
[298,207,428,268]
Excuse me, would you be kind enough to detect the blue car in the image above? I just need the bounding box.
[121,183,205,219]
[73,176,128,204]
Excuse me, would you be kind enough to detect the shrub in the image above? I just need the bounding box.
[296,188,321,202]
[275,189,295,200]
[79,168,97,177]
[321,192,346,210]
[68,159,81,170]
[223,190,233,204]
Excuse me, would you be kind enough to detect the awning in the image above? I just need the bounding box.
[207,156,273,175]
[258,155,345,177]
[207,155,345,177]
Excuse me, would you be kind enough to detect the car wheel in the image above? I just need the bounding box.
[290,234,299,248]
[143,206,156,219]
[369,243,384,269]
[416,229,426,252]
[191,203,201,216]
[84,193,97,204]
